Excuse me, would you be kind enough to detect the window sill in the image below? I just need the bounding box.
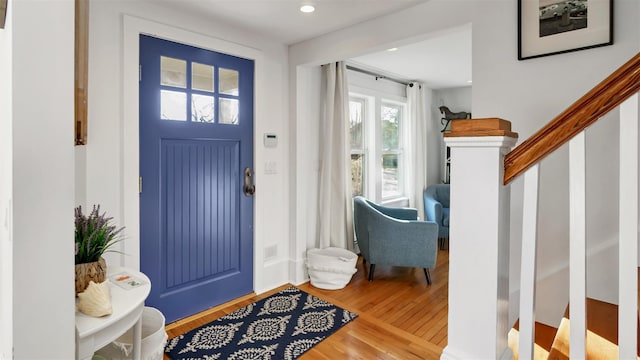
[381,197,409,208]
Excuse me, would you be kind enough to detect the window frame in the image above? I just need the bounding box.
[348,86,408,205]
[380,100,406,201]
[349,95,367,197]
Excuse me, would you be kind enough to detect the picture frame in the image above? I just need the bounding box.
[0,0,7,29]
[75,0,89,145]
[518,0,613,60]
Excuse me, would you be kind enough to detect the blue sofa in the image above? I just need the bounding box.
[353,196,439,284]
[424,184,450,249]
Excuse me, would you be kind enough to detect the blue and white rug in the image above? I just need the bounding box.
[165,286,358,359]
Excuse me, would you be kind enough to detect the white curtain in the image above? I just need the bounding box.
[407,82,427,220]
[317,61,354,251]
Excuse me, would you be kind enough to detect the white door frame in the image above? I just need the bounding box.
[122,15,265,290]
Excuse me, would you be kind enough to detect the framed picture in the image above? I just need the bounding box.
[518,0,613,60]
[0,0,7,29]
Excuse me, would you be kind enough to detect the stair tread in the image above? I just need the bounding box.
[509,320,558,360]
[548,297,640,360]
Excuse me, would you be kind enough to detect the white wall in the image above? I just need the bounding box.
[0,5,12,359]
[290,0,640,326]
[86,1,291,295]
[11,1,76,358]
[291,65,322,280]
[433,86,472,184]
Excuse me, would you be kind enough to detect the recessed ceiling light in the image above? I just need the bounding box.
[387,47,398,52]
[300,4,315,13]
[467,80,473,84]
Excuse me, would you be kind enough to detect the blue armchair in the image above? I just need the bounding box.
[424,184,450,249]
[353,196,439,284]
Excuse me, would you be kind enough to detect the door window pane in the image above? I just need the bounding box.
[219,68,239,95]
[192,94,215,123]
[219,98,239,124]
[161,90,187,121]
[160,56,186,88]
[192,63,214,92]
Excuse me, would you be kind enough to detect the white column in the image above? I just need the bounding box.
[12,0,76,358]
[441,130,517,360]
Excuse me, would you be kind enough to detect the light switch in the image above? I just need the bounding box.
[265,161,277,174]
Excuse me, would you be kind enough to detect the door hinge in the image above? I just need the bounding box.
[139,65,142,82]
[139,176,142,193]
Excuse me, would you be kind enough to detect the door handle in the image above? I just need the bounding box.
[243,167,255,196]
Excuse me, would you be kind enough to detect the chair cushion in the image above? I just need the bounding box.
[442,208,450,227]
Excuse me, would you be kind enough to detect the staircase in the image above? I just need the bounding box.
[505,52,640,360]
[509,296,640,360]
[508,320,556,360]
[442,52,640,359]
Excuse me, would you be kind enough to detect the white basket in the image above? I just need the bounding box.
[95,307,167,360]
[307,247,357,290]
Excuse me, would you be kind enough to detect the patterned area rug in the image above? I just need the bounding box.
[164,285,358,360]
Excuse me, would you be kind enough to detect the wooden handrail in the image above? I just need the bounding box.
[504,52,640,185]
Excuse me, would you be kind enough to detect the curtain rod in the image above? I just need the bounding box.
[346,65,414,87]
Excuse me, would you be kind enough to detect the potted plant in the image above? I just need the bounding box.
[75,205,124,295]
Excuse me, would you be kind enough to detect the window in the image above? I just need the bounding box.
[381,102,403,199]
[349,97,365,197]
[349,93,407,203]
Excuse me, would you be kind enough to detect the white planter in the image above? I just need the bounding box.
[306,247,358,290]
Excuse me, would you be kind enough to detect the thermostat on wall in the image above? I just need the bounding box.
[264,133,278,148]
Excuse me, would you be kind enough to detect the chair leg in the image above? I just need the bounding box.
[424,268,432,285]
[440,237,449,250]
[368,264,376,281]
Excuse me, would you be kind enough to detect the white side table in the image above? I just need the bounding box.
[75,267,151,360]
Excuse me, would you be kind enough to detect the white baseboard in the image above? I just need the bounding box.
[254,256,310,294]
[440,346,513,360]
[254,258,289,294]
[290,257,309,285]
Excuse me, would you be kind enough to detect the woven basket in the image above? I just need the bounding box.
[75,257,106,296]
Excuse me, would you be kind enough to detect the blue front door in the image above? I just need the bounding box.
[139,35,254,323]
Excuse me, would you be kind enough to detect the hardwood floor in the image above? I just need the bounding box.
[165,249,449,359]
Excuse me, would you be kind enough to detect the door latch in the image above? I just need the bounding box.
[243,167,255,196]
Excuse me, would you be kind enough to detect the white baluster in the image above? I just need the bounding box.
[569,132,586,359]
[519,164,540,360]
[619,93,639,359]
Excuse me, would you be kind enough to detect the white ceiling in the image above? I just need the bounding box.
[349,25,472,89]
[154,0,427,45]
[152,0,471,89]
